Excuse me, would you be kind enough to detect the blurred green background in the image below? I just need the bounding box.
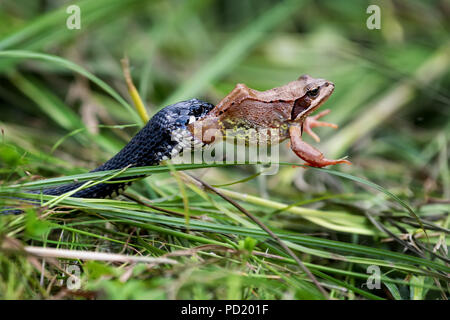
[0,0,449,300]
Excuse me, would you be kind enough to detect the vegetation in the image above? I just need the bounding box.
[0,0,449,300]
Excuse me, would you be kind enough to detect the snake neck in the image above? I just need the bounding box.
[39,99,215,199]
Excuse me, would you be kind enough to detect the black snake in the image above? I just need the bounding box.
[2,99,214,213]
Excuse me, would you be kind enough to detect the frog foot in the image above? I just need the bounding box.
[303,109,338,142]
[303,156,352,168]
[289,125,351,168]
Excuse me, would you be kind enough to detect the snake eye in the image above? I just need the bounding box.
[191,106,204,118]
[307,88,320,98]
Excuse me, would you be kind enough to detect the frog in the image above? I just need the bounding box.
[188,75,351,168]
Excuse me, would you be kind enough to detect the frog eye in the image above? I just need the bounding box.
[307,88,320,98]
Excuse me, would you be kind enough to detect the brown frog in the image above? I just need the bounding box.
[188,75,351,168]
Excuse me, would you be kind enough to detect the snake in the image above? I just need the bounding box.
[2,99,214,214]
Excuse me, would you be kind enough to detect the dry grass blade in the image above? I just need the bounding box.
[23,246,178,264]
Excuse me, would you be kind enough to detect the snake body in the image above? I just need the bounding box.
[3,99,214,212]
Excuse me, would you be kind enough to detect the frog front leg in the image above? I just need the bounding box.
[303,109,338,142]
[289,125,351,167]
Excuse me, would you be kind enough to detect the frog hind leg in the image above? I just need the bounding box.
[303,109,338,142]
[289,125,351,168]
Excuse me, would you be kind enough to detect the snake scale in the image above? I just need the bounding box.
[2,99,214,213]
